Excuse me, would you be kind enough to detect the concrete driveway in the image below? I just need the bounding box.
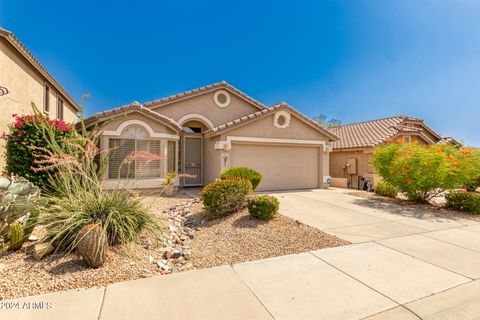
[3,189,480,320]
[273,188,477,243]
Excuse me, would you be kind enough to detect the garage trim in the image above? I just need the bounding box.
[226,136,328,146]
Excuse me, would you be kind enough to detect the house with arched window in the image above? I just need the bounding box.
[83,81,338,191]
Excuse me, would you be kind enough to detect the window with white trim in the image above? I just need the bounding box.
[44,84,50,113]
[57,97,64,120]
[107,126,163,179]
[167,141,176,172]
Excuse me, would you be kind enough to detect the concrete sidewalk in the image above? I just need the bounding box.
[3,239,480,320]
[3,189,480,319]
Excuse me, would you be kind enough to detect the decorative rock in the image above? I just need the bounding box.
[32,243,54,261]
[171,249,182,259]
[140,269,152,278]
[148,256,154,264]
[162,250,173,259]
[156,261,170,271]
[27,235,39,242]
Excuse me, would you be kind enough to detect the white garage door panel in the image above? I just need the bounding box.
[231,144,319,191]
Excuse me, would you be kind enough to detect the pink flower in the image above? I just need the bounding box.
[12,114,17,118]
[17,131,24,137]
[14,120,24,127]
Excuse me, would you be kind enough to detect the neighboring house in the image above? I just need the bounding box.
[328,116,460,189]
[83,81,338,191]
[0,27,79,170]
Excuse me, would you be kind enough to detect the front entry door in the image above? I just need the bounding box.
[182,135,203,186]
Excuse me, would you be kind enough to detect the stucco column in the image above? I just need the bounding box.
[160,139,168,177]
[322,143,332,188]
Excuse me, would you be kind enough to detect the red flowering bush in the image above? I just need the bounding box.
[200,178,253,219]
[3,113,77,189]
[372,143,480,202]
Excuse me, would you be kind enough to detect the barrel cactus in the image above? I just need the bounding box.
[8,221,25,251]
[77,224,108,268]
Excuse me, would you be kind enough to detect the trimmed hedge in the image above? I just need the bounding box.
[200,178,253,219]
[220,167,262,190]
[374,181,398,198]
[247,195,279,221]
[445,192,480,214]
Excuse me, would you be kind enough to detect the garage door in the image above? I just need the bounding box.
[230,143,320,191]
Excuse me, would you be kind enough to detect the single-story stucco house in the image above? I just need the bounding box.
[84,82,338,191]
[328,116,460,189]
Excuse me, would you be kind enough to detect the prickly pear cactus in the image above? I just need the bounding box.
[77,224,108,268]
[0,176,41,242]
[8,221,25,251]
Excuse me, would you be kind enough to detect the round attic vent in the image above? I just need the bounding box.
[274,110,291,128]
[213,90,231,108]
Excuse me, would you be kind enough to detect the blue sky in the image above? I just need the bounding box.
[1,0,479,145]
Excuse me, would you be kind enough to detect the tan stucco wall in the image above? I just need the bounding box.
[219,112,332,141]
[0,38,77,172]
[203,135,221,185]
[103,112,178,135]
[330,149,375,189]
[150,90,260,127]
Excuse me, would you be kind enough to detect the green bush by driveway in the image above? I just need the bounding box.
[374,181,398,198]
[247,195,279,220]
[200,178,253,219]
[445,192,480,214]
[220,167,262,190]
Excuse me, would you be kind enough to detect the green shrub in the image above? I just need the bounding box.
[3,111,77,190]
[445,192,480,214]
[374,181,398,198]
[200,178,253,219]
[466,175,480,192]
[41,188,156,250]
[30,99,158,252]
[372,143,480,202]
[247,195,279,220]
[220,167,262,190]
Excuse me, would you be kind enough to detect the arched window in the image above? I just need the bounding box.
[108,125,161,179]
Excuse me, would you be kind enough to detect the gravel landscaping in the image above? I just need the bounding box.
[187,209,348,268]
[0,192,348,300]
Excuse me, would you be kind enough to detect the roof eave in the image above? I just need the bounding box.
[0,28,80,112]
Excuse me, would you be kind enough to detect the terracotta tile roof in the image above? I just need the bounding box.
[143,81,266,110]
[205,102,339,141]
[329,116,442,149]
[438,137,462,146]
[0,27,80,111]
[83,102,182,132]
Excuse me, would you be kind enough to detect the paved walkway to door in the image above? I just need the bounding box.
[3,189,480,320]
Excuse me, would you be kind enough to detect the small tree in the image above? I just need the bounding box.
[2,109,77,189]
[313,114,341,128]
[372,142,480,202]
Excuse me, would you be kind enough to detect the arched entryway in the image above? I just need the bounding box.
[179,117,212,187]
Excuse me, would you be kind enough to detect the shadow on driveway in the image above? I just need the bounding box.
[351,197,466,222]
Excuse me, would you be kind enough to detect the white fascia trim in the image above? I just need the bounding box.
[226,136,327,146]
[103,119,180,140]
[178,114,215,129]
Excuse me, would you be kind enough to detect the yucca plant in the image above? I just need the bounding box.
[30,97,159,254]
